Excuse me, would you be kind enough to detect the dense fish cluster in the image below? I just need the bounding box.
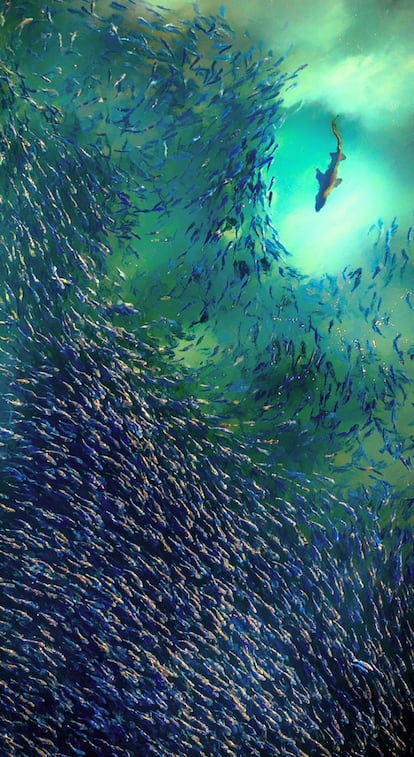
[0,1,413,756]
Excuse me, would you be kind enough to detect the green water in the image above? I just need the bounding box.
[0,0,413,571]
[0,3,413,755]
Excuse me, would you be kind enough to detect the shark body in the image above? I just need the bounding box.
[315,116,346,212]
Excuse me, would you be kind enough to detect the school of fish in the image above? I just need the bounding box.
[0,1,413,756]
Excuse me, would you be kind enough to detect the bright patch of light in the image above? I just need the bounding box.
[271,104,413,277]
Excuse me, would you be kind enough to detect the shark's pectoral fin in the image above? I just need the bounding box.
[334,178,342,187]
[316,169,323,181]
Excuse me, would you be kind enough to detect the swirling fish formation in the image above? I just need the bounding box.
[0,2,412,756]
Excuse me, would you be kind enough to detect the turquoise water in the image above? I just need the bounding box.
[0,2,413,755]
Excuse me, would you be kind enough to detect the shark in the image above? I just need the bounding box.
[315,115,346,212]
